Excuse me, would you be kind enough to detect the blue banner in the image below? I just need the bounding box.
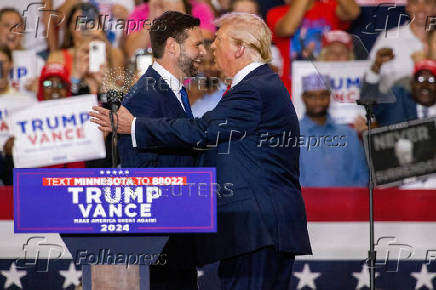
[14,168,216,233]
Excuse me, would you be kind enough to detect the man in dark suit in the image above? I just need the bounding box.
[118,11,206,290]
[91,12,312,290]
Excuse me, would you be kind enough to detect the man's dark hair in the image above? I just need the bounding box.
[150,11,200,59]
[0,8,23,24]
[0,46,12,61]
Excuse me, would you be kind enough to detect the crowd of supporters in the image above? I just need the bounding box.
[0,0,435,188]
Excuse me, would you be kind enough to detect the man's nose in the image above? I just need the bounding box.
[199,45,207,57]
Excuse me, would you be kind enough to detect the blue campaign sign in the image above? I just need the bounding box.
[14,168,216,233]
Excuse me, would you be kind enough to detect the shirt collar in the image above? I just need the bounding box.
[301,114,335,131]
[152,61,183,93]
[231,62,264,88]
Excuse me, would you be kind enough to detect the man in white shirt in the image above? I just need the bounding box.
[366,0,435,91]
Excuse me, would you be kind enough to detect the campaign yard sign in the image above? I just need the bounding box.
[0,94,36,148]
[8,94,106,168]
[363,117,436,186]
[14,168,217,233]
[292,60,369,124]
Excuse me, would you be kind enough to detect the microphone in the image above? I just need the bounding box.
[103,89,125,168]
[105,89,125,111]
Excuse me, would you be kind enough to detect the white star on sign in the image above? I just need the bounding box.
[411,264,436,290]
[59,262,82,289]
[294,263,321,289]
[1,262,27,289]
[352,264,379,289]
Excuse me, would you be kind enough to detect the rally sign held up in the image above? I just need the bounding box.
[14,168,217,233]
[292,61,369,124]
[0,94,36,148]
[363,118,436,186]
[9,94,106,168]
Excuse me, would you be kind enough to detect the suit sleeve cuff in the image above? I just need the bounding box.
[131,117,137,148]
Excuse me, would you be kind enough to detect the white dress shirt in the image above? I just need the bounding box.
[132,61,265,147]
[131,61,185,147]
[366,24,423,92]
[231,62,264,88]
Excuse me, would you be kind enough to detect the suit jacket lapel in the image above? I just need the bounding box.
[148,67,186,115]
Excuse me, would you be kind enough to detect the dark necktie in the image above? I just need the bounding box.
[180,87,194,119]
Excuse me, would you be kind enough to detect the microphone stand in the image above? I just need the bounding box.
[106,90,123,169]
[109,103,119,169]
[356,99,376,290]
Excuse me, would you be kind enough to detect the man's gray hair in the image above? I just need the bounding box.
[215,13,272,63]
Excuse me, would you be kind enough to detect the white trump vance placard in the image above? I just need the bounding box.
[9,94,106,168]
[292,60,369,124]
[0,94,36,149]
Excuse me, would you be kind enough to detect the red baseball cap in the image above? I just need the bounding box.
[414,59,436,77]
[37,63,71,100]
[322,30,353,50]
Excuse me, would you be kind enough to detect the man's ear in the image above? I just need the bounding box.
[165,37,180,57]
[235,45,245,59]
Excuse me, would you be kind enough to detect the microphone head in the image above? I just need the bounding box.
[106,89,124,108]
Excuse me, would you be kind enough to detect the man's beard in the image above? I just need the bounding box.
[306,109,328,118]
[178,49,199,77]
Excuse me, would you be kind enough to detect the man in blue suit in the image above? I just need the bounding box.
[91,13,312,290]
[118,11,206,290]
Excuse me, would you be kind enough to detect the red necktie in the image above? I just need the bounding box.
[223,84,231,96]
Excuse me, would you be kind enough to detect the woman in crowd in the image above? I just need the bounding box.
[47,3,125,94]
[125,0,215,58]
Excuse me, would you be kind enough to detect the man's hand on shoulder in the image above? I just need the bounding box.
[90,105,134,134]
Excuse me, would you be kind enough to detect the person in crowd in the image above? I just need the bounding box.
[362,60,436,188]
[47,2,125,90]
[53,0,134,48]
[125,0,215,58]
[0,6,48,95]
[230,0,260,14]
[367,60,436,126]
[266,0,360,93]
[316,30,368,133]
[204,0,232,16]
[189,39,227,117]
[64,33,114,95]
[318,30,354,61]
[299,73,368,187]
[0,8,24,51]
[0,46,16,95]
[411,26,436,62]
[1,63,86,185]
[365,0,435,92]
[3,0,56,57]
